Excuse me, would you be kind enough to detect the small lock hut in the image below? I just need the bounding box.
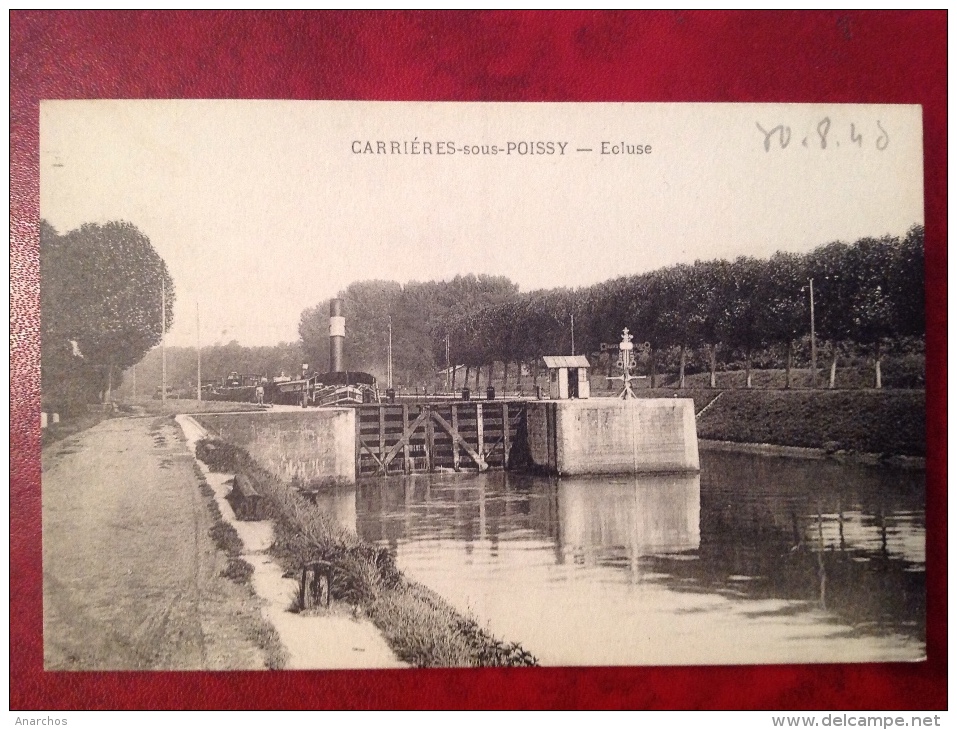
[542,355,591,399]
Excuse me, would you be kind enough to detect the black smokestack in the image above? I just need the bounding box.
[329,298,344,372]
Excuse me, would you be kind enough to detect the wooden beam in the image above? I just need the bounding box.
[382,409,429,469]
[483,407,524,460]
[502,402,510,468]
[355,409,363,473]
[358,437,386,473]
[451,404,461,471]
[378,406,386,465]
[402,404,411,474]
[424,406,434,471]
[476,402,484,462]
[431,410,488,471]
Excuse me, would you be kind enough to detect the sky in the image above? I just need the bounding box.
[40,101,923,347]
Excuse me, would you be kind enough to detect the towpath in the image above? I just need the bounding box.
[42,415,274,670]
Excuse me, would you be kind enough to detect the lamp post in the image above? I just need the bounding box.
[607,328,642,399]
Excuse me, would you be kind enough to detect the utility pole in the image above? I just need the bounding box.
[161,277,167,405]
[196,302,202,401]
[132,364,136,397]
[570,314,575,356]
[809,278,817,389]
[445,333,451,390]
[387,315,393,389]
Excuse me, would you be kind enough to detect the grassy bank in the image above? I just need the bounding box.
[194,438,538,668]
[41,409,115,449]
[666,388,927,457]
[41,398,264,450]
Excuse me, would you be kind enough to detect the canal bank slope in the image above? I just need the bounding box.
[189,413,539,668]
[640,388,925,463]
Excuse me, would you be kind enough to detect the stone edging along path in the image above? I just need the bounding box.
[175,414,408,670]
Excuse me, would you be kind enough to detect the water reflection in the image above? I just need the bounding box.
[557,474,700,568]
[349,452,924,666]
[311,488,357,534]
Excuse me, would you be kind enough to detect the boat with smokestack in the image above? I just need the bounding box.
[208,298,380,407]
[269,369,378,406]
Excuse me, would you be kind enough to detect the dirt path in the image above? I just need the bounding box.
[42,416,276,670]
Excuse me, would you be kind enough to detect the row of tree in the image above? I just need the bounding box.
[298,226,924,390]
[41,220,174,409]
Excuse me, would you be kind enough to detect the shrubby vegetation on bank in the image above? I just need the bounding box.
[194,436,538,668]
[685,389,926,457]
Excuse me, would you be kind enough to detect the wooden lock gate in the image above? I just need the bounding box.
[355,401,525,477]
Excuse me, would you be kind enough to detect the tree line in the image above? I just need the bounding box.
[114,341,306,397]
[44,219,923,407]
[298,226,924,391]
[298,275,519,386]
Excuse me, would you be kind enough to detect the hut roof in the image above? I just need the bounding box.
[542,355,591,369]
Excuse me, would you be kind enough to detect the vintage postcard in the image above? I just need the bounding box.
[39,101,925,670]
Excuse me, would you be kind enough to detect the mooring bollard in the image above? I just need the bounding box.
[299,560,333,610]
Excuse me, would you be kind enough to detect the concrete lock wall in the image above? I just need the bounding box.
[243,409,357,485]
[526,399,699,475]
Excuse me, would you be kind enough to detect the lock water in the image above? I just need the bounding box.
[323,451,925,666]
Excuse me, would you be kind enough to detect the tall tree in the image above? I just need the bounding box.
[697,259,735,389]
[844,236,902,388]
[724,257,766,388]
[759,252,809,388]
[807,241,855,388]
[41,220,174,405]
[888,224,925,341]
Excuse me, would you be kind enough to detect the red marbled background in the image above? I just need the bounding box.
[10,10,946,709]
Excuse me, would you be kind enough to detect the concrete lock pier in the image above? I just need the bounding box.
[214,397,697,484]
[522,332,699,476]
[525,399,699,476]
[206,332,698,481]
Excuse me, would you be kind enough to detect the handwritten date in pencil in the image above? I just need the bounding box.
[756,118,889,152]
